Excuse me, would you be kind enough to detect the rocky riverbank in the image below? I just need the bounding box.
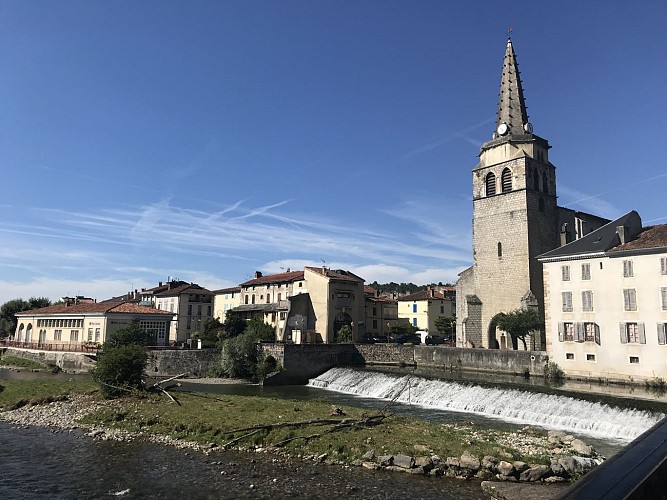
[0,393,602,491]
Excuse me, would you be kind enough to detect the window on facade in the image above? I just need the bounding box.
[54,329,62,341]
[501,168,512,192]
[584,322,598,343]
[561,292,573,312]
[661,257,667,275]
[373,319,378,329]
[558,322,574,341]
[623,289,637,311]
[586,354,596,362]
[88,328,93,341]
[244,295,249,304]
[412,318,418,327]
[498,242,502,258]
[581,291,594,312]
[372,307,377,316]
[623,260,634,277]
[658,323,667,345]
[581,263,591,280]
[533,170,540,191]
[561,265,570,281]
[279,312,286,320]
[251,295,256,304]
[542,175,548,194]
[629,356,640,364]
[662,288,667,311]
[197,304,202,315]
[278,293,282,301]
[412,303,417,313]
[70,330,79,342]
[95,328,100,342]
[187,305,192,315]
[566,353,574,360]
[485,172,496,196]
[440,305,445,314]
[620,322,645,344]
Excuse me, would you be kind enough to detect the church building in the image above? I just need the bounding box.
[456,38,609,350]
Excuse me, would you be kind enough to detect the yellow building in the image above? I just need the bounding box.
[397,288,455,334]
[212,286,242,321]
[13,301,174,348]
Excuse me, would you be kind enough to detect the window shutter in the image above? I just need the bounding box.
[639,323,646,344]
[558,323,564,342]
[594,324,601,346]
[662,287,667,310]
[661,257,667,275]
[620,323,628,344]
[658,323,666,346]
[575,323,584,343]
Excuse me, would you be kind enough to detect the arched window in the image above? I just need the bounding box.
[485,172,496,196]
[542,174,549,194]
[277,293,281,301]
[501,168,512,193]
[26,324,33,343]
[533,169,540,191]
[251,294,256,304]
[539,197,545,212]
[17,323,24,342]
[244,295,249,305]
[497,242,503,258]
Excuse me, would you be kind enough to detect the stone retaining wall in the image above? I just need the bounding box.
[146,349,220,377]
[1,347,97,374]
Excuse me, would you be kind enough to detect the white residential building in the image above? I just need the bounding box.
[539,211,667,382]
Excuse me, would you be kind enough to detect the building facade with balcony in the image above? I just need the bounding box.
[13,301,174,348]
[234,267,365,343]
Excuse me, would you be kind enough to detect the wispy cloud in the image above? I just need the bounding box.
[557,184,620,219]
[404,117,495,159]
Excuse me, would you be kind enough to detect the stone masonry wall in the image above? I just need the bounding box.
[1,347,97,374]
[147,349,220,377]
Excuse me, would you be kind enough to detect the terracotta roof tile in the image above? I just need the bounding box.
[305,267,364,282]
[397,290,449,301]
[16,301,173,316]
[241,271,305,286]
[154,283,211,297]
[609,224,667,252]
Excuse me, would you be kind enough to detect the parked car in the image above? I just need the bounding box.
[425,334,446,345]
[390,333,421,345]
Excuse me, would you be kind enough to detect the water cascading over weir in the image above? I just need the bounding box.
[308,367,663,442]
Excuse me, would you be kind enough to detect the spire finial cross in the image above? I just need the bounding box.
[507,26,513,39]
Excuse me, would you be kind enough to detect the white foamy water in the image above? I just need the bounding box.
[308,367,664,442]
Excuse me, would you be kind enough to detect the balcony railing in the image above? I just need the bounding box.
[1,340,100,353]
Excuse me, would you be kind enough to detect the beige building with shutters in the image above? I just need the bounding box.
[539,211,667,382]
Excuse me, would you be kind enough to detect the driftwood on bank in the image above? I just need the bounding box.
[222,413,387,449]
[146,373,188,405]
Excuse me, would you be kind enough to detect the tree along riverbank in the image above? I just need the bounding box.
[0,378,599,491]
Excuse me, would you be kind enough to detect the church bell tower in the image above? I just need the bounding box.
[463,37,559,349]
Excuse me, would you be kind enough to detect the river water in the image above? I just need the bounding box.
[0,422,486,499]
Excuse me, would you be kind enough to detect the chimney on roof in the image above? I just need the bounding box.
[616,225,627,245]
[254,271,263,279]
[159,281,163,287]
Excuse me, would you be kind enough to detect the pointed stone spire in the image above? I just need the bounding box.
[495,37,532,138]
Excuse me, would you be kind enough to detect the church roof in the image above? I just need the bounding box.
[495,37,530,137]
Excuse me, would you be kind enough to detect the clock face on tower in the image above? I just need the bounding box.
[497,122,509,136]
[524,122,533,134]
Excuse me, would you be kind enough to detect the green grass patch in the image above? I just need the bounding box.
[80,391,552,464]
[0,378,97,411]
[0,356,49,370]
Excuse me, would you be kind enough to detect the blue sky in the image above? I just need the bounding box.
[1,0,666,304]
